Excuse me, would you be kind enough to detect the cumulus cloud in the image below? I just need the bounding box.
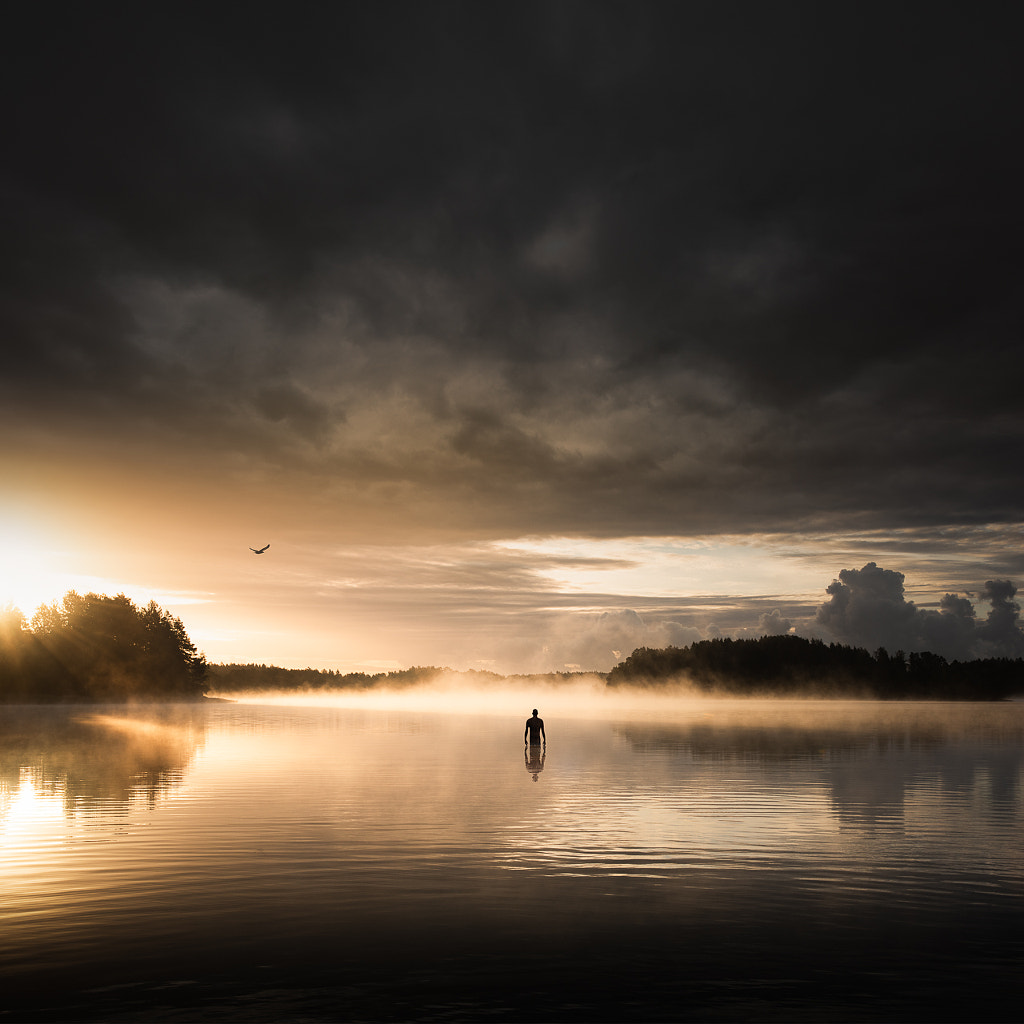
[815,562,1024,660]
[524,609,703,674]
[757,609,794,635]
[975,579,1024,658]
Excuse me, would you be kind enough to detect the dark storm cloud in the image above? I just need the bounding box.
[815,562,1024,660]
[4,2,1023,537]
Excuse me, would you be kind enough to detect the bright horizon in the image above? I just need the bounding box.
[2,506,1019,674]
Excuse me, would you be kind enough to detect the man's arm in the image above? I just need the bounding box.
[540,720,546,742]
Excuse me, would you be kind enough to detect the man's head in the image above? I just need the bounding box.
[532,709,538,716]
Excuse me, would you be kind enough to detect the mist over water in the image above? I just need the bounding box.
[223,674,615,716]
[223,674,1024,733]
[2,693,1022,1021]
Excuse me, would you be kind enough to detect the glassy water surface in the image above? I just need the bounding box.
[1,697,1022,1021]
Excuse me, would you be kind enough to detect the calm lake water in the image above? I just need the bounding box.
[1,693,1022,1021]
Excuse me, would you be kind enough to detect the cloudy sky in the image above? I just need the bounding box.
[3,2,1022,672]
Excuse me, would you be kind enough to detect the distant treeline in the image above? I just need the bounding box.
[206,663,483,692]
[0,592,207,703]
[607,635,1024,699]
[206,663,591,693]
[11,598,1016,704]
[209,638,1024,699]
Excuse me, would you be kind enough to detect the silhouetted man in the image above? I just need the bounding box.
[524,709,546,746]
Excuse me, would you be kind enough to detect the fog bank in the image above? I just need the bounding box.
[222,674,1022,732]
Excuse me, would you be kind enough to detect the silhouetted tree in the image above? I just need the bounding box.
[0,591,207,703]
[606,635,1023,699]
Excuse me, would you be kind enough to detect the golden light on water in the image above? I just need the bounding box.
[1,772,66,879]
[3,774,64,830]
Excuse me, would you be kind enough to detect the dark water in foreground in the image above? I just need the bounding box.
[1,696,1022,1021]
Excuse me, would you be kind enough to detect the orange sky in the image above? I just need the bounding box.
[3,472,1020,673]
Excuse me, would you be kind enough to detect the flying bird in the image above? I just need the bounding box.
[250,544,270,554]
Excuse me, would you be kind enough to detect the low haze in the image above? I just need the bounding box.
[3,4,1022,672]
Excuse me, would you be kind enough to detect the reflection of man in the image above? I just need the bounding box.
[525,744,546,781]
[524,709,546,746]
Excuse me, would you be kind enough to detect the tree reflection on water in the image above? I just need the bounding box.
[614,703,1024,830]
[0,705,207,819]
